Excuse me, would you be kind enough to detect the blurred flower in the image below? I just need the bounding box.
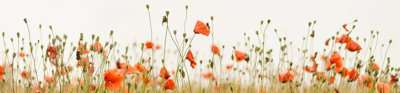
[235,50,249,62]
[21,70,29,80]
[345,40,362,52]
[278,72,294,83]
[185,50,196,69]
[46,46,57,59]
[104,68,124,91]
[335,34,350,43]
[348,69,359,81]
[163,79,175,90]
[376,82,390,93]
[211,45,220,54]
[159,66,171,79]
[193,20,210,36]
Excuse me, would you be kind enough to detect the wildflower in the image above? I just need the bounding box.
[117,62,136,75]
[44,75,54,84]
[330,53,343,68]
[102,50,108,55]
[336,67,349,78]
[90,42,102,52]
[304,63,318,72]
[359,75,374,89]
[325,38,330,46]
[185,50,197,69]
[235,50,249,62]
[376,82,390,93]
[343,24,349,32]
[77,44,89,54]
[156,45,161,50]
[159,66,171,79]
[134,64,147,73]
[278,72,294,83]
[348,69,359,81]
[226,65,232,70]
[19,52,26,57]
[46,46,57,59]
[203,72,216,81]
[211,45,220,54]
[163,79,175,90]
[369,62,380,71]
[335,34,350,43]
[145,41,154,49]
[330,76,335,84]
[193,20,210,36]
[212,86,221,91]
[390,75,398,85]
[0,66,3,80]
[21,70,30,79]
[345,40,362,52]
[104,68,124,91]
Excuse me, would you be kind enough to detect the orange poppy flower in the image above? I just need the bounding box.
[145,41,154,49]
[211,45,220,54]
[348,69,359,81]
[21,70,30,79]
[90,42,102,52]
[44,75,54,84]
[102,50,108,55]
[163,79,175,90]
[212,86,221,91]
[330,53,343,68]
[390,75,398,85]
[369,62,380,71]
[46,46,57,59]
[134,64,147,73]
[345,40,362,52]
[0,66,3,80]
[193,20,210,36]
[117,62,136,75]
[316,72,327,81]
[159,66,171,80]
[235,50,249,62]
[359,75,374,89]
[19,52,26,57]
[336,67,349,77]
[185,50,196,69]
[376,82,390,93]
[77,44,89,54]
[304,63,318,72]
[104,68,124,91]
[330,76,335,84]
[226,65,232,70]
[343,24,349,32]
[335,34,350,43]
[278,72,294,83]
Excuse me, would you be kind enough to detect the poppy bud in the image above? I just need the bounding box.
[2,32,4,37]
[110,30,114,36]
[308,22,312,27]
[389,39,392,44]
[49,25,53,30]
[166,11,169,16]
[162,16,168,24]
[267,19,271,24]
[146,4,149,9]
[23,18,27,23]
[39,24,42,29]
[211,16,214,21]
[185,5,188,9]
[17,32,20,38]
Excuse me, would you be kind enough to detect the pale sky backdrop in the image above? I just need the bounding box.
[0,0,399,78]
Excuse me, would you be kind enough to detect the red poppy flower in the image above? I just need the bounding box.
[369,62,380,71]
[203,72,216,81]
[104,68,124,91]
[235,50,249,62]
[134,64,147,73]
[19,52,26,57]
[330,53,343,68]
[185,50,197,69]
[336,67,349,78]
[193,20,210,36]
[348,69,359,81]
[226,65,232,70]
[391,75,398,85]
[330,76,335,84]
[76,57,89,69]
[376,82,390,93]
[159,66,171,80]
[343,24,349,32]
[278,72,294,83]
[0,66,3,80]
[335,34,350,43]
[345,40,362,52]
[21,70,29,79]
[360,75,374,89]
[117,62,136,75]
[211,45,220,54]
[46,46,57,59]
[163,79,175,90]
[145,41,154,49]
[304,63,318,73]
[90,42,102,52]
[325,38,330,46]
